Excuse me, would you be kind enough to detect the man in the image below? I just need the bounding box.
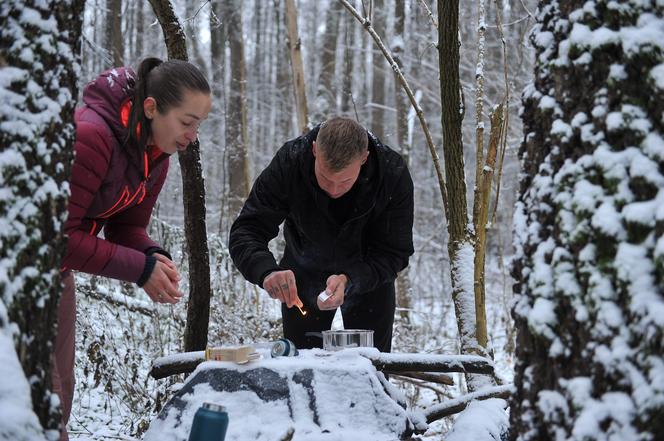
[229,117,414,352]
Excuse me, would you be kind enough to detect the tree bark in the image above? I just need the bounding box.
[316,0,342,120]
[341,19,354,114]
[511,1,664,439]
[370,0,385,140]
[210,0,228,235]
[284,0,309,133]
[105,0,124,66]
[148,0,212,353]
[0,0,84,433]
[219,0,250,221]
[392,0,412,322]
[472,105,503,351]
[438,0,488,392]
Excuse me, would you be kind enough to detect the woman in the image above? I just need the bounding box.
[56,58,211,439]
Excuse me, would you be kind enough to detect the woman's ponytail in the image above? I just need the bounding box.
[126,57,163,153]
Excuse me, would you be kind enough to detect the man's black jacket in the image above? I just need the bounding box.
[228,125,414,307]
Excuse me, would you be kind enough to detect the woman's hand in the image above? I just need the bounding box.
[143,255,183,304]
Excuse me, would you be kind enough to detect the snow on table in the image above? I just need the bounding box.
[144,348,418,441]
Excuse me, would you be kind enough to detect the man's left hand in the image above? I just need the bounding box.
[317,274,348,310]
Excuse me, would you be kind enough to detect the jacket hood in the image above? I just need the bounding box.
[81,67,136,150]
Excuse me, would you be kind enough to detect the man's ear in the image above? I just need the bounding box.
[143,97,157,119]
[312,141,317,157]
[361,149,369,164]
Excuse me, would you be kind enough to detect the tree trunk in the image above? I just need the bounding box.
[438,0,487,392]
[284,0,309,133]
[370,0,385,140]
[511,1,664,440]
[0,0,84,434]
[105,0,124,66]
[392,0,412,322]
[148,0,212,353]
[316,0,342,120]
[185,0,209,74]
[210,0,227,235]
[275,0,294,138]
[135,0,144,58]
[341,19,354,114]
[220,0,250,221]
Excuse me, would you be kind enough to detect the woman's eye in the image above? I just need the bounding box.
[181,121,194,127]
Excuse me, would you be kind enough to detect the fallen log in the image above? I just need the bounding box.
[150,349,495,380]
[359,350,495,375]
[424,384,514,423]
[150,351,205,379]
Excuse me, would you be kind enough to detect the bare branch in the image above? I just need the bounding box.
[417,0,438,29]
[338,0,448,218]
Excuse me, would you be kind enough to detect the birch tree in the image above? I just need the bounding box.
[0,0,84,435]
[511,0,664,439]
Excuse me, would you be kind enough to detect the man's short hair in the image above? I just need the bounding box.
[316,117,368,171]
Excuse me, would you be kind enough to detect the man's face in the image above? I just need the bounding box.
[313,141,368,199]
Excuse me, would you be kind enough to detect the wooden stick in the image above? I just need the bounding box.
[386,370,454,385]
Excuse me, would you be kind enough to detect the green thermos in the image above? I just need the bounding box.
[188,402,228,441]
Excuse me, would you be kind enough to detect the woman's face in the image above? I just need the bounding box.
[144,90,212,154]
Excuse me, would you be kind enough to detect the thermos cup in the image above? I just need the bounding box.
[270,338,299,357]
[188,402,229,441]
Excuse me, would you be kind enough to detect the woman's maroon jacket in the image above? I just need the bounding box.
[62,67,170,285]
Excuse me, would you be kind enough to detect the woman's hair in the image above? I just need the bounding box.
[126,57,210,152]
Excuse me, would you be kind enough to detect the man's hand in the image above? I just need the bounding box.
[317,274,348,310]
[263,270,303,308]
[143,257,183,304]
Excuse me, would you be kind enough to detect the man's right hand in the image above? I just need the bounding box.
[263,270,303,308]
[143,260,183,304]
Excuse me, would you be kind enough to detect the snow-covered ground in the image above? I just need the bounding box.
[66,226,514,440]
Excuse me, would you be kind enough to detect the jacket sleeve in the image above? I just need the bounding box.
[228,151,290,287]
[103,160,169,255]
[62,119,149,284]
[339,164,414,295]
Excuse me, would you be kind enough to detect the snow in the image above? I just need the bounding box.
[0,303,46,441]
[444,398,508,441]
[145,348,413,441]
[651,63,664,89]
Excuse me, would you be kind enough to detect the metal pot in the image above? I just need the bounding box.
[322,329,374,351]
